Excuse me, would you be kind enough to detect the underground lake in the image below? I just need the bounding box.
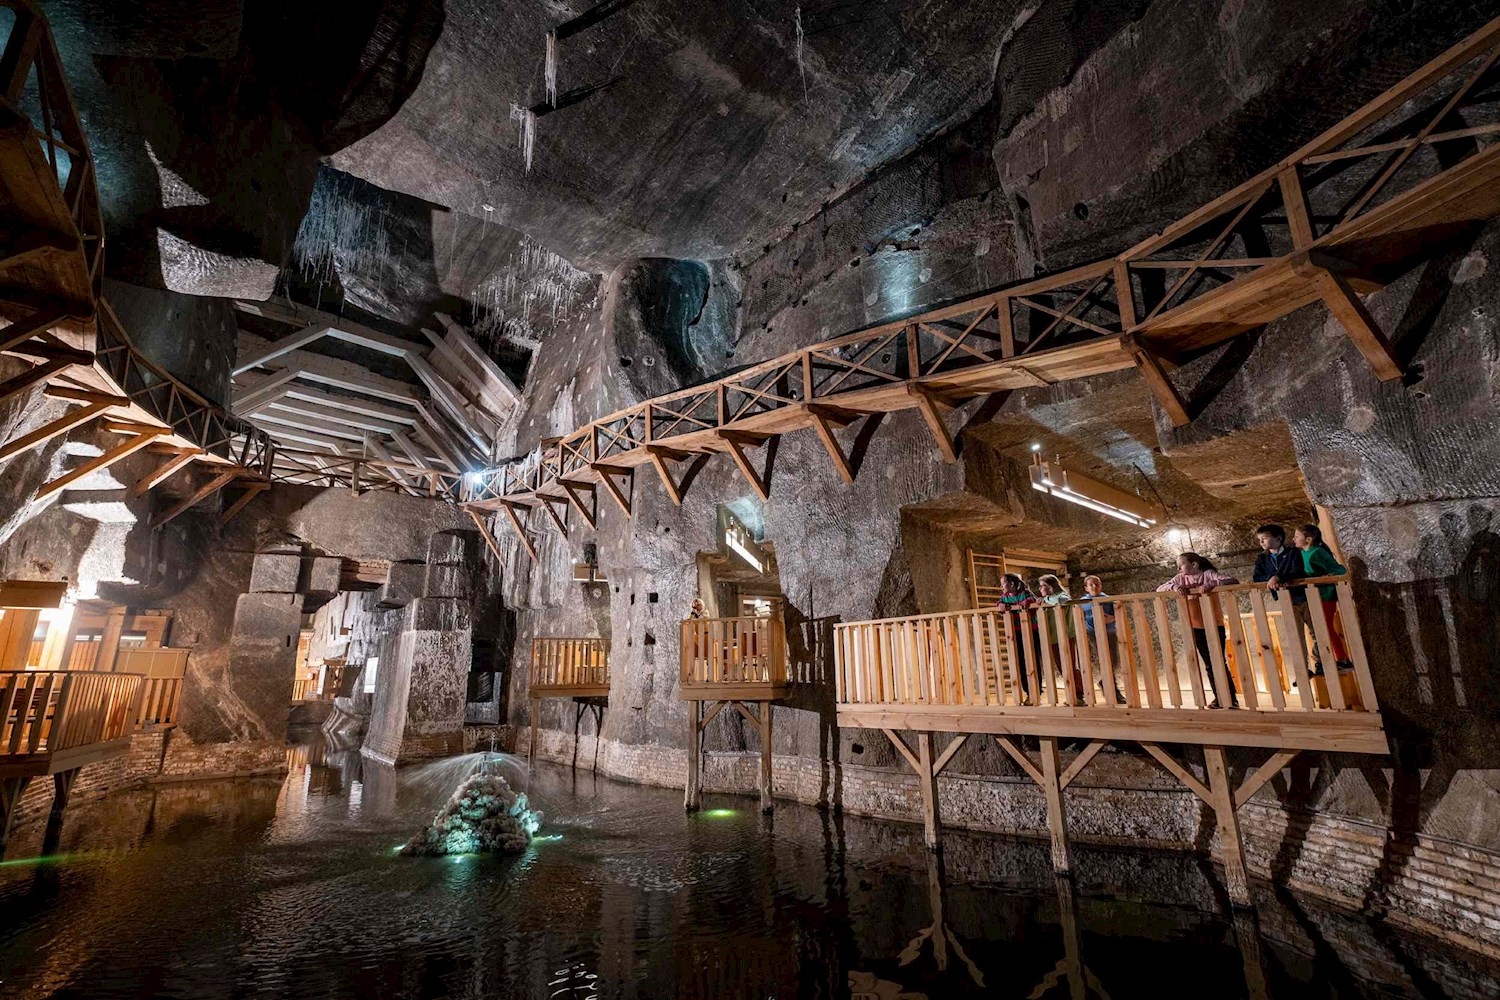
[1,730,1497,999]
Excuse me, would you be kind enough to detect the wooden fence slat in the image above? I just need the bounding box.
[1303,585,1346,710]
[1131,601,1162,709]
[1198,595,1234,709]
[1271,589,1315,710]
[1335,581,1378,711]
[1152,596,1182,709]
[1248,591,1286,710]
[1223,594,1260,711]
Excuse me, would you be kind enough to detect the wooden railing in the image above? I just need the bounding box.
[835,578,1377,715]
[681,617,787,689]
[0,670,142,755]
[134,676,181,729]
[530,637,610,692]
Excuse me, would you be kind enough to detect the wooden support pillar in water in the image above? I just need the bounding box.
[1039,736,1073,873]
[758,702,774,814]
[528,697,539,769]
[916,732,939,850]
[0,775,32,857]
[684,699,702,811]
[1204,745,1252,906]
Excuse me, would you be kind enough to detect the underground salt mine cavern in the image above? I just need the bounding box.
[4,1,1500,997]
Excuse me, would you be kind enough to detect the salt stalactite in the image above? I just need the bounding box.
[401,771,542,856]
[468,234,593,351]
[289,170,392,290]
[795,5,807,101]
[510,102,536,174]
[544,30,559,107]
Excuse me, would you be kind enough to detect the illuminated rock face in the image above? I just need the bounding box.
[401,772,541,857]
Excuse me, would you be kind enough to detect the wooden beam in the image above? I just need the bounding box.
[1234,749,1300,808]
[468,508,505,563]
[590,464,633,516]
[1139,742,1212,805]
[1204,745,1252,905]
[882,728,922,773]
[993,734,1043,785]
[218,481,269,526]
[908,384,957,463]
[537,494,570,533]
[152,470,238,528]
[646,446,687,505]
[1039,736,1072,873]
[917,732,940,849]
[558,479,598,529]
[231,324,330,375]
[0,358,70,404]
[498,501,538,562]
[0,400,107,462]
[1059,739,1108,790]
[717,430,772,502]
[806,404,855,484]
[42,386,128,407]
[684,698,702,811]
[1299,263,1403,381]
[1122,334,1191,427]
[36,429,164,499]
[931,733,968,776]
[0,309,69,355]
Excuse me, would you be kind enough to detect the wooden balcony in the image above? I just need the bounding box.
[834,578,1384,753]
[530,637,611,698]
[116,647,186,729]
[0,670,143,777]
[679,616,790,702]
[832,577,1388,902]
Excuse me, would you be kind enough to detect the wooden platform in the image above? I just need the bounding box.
[467,19,1500,552]
[526,637,609,767]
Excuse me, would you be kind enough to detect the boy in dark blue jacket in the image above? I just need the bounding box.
[1252,524,1321,674]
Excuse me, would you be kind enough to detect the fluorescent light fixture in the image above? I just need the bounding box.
[1029,455,1162,530]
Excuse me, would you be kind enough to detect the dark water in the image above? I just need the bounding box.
[1,733,1496,1000]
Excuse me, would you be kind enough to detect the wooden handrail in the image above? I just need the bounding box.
[530,637,610,690]
[835,579,1377,715]
[0,670,143,754]
[680,616,788,687]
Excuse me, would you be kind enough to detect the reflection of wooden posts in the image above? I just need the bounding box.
[1233,906,1271,1000]
[684,699,702,811]
[995,734,1102,875]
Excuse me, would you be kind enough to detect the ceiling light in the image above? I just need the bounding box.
[1029,454,1162,530]
[1029,442,1042,452]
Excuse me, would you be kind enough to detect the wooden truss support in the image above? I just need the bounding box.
[1295,258,1403,381]
[717,430,773,502]
[558,478,598,529]
[1234,749,1300,808]
[907,384,957,463]
[0,775,32,856]
[994,735,1074,872]
[499,501,538,562]
[218,481,269,526]
[646,445,693,506]
[537,494,570,533]
[589,463,633,516]
[805,403,859,484]
[1122,334,1191,427]
[0,309,68,355]
[884,730,969,849]
[684,699,702,811]
[683,699,776,812]
[0,357,71,404]
[130,449,201,497]
[728,700,776,813]
[152,469,238,528]
[0,399,107,462]
[468,507,506,563]
[36,428,164,499]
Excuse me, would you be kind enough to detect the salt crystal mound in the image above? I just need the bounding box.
[400,772,542,856]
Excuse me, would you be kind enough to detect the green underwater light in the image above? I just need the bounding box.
[533,833,564,842]
[0,853,72,868]
[703,808,737,819]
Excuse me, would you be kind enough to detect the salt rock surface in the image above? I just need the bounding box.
[401,772,541,856]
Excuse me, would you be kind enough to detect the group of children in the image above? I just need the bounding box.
[993,522,1349,709]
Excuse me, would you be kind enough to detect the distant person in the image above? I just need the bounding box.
[1157,552,1239,708]
[995,573,1039,703]
[1293,524,1353,670]
[1080,575,1127,704]
[688,598,706,620]
[1253,523,1321,675]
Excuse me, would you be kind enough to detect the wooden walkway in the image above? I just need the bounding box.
[467,19,1500,556]
[526,637,609,767]
[833,577,1386,905]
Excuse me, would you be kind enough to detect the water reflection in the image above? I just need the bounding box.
[0,732,1496,999]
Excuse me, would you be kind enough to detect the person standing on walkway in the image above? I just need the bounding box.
[1037,575,1084,705]
[996,573,1039,704]
[1293,524,1353,671]
[1252,523,1325,676]
[1081,574,1127,704]
[1157,552,1240,708]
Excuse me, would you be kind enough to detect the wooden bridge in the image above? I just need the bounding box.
[833,576,1383,905]
[526,637,609,766]
[466,18,1500,553]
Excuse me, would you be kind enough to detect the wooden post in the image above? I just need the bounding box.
[528,696,540,769]
[97,606,125,672]
[759,703,774,813]
[1204,745,1252,906]
[1039,736,1072,873]
[684,699,702,811]
[0,775,33,857]
[917,732,940,849]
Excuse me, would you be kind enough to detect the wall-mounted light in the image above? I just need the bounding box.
[1029,453,1163,529]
